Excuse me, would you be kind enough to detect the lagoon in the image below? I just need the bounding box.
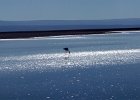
[0,32,140,100]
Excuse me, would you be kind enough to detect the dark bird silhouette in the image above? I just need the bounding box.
[63,48,70,54]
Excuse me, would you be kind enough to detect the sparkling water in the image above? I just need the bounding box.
[0,32,140,100]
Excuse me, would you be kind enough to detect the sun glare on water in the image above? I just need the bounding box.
[0,49,140,72]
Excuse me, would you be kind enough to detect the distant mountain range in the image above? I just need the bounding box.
[1,18,140,32]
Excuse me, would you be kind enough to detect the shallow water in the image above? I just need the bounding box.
[0,32,140,100]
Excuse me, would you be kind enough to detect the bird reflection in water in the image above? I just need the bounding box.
[63,47,70,60]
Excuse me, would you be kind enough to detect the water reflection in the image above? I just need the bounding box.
[0,63,140,100]
[0,49,140,71]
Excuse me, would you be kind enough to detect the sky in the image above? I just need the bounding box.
[0,0,140,21]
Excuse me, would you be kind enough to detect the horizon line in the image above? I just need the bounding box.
[1,18,140,22]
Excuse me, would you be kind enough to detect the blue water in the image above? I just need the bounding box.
[0,32,140,100]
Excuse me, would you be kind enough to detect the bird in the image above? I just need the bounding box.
[63,48,70,54]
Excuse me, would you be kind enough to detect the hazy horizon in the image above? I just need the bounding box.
[1,18,140,22]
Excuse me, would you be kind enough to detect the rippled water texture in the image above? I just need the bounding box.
[0,32,140,100]
[0,49,140,71]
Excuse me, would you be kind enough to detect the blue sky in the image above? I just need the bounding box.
[0,0,140,21]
